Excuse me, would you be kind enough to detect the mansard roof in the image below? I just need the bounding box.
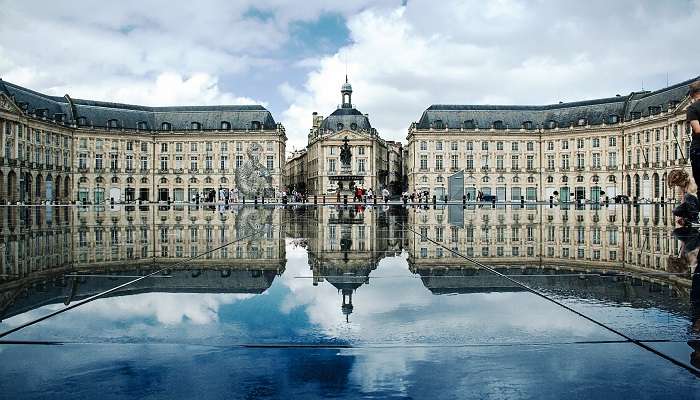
[0,79,277,130]
[319,107,373,133]
[416,76,699,130]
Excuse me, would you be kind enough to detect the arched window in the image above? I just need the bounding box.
[175,177,183,184]
[512,176,519,183]
[108,119,119,129]
[161,122,171,131]
[205,177,213,183]
[160,177,168,184]
[191,122,201,130]
[608,175,616,183]
[562,176,568,183]
[337,122,344,130]
[546,120,557,129]
[189,177,198,184]
[482,176,489,183]
[464,120,476,129]
[547,176,554,183]
[608,115,619,124]
[350,123,358,130]
[522,121,533,130]
[251,121,261,130]
[437,176,444,183]
[111,177,119,183]
[493,120,504,130]
[220,177,228,183]
[433,120,444,129]
[79,176,88,184]
[141,177,148,184]
[126,177,134,184]
[220,121,231,130]
[77,117,88,126]
[577,118,587,126]
[592,175,599,183]
[527,176,535,183]
[96,177,104,183]
[497,176,505,183]
[421,176,428,183]
[137,121,149,130]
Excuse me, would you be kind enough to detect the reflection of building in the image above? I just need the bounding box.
[406,77,698,202]
[0,80,286,205]
[284,79,391,196]
[0,205,286,319]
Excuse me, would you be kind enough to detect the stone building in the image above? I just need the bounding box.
[406,77,699,202]
[297,79,389,196]
[283,149,308,194]
[0,79,286,204]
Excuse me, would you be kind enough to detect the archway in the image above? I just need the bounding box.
[35,173,43,200]
[634,174,640,198]
[7,171,17,203]
[652,173,659,200]
[63,176,71,201]
[55,175,62,202]
[0,171,4,203]
[626,174,631,197]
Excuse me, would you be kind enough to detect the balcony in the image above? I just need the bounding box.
[158,168,169,174]
[125,168,135,174]
[606,166,618,171]
[560,166,569,171]
[140,168,149,174]
[575,166,585,171]
[591,166,601,171]
[78,167,88,173]
[8,159,17,167]
[545,167,555,172]
[175,168,184,174]
[511,168,521,173]
[110,168,121,173]
[481,166,490,172]
[495,167,506,172]
[189,169,199,174]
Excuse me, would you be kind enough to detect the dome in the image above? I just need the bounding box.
[319,107,372,132]
[341,81,353,92]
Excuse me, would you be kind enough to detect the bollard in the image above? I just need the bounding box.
[242,196,246,204]
[520,195,525,207]
[314,195,317,205]
[660,196,664,204]
[261,196,265,204]
[344,194,348,205]
[463,195,466,205]
[254,197,258,205]
[549,196,553,208]
[633,196,638,205]
[444,195,448,204]
[432,195,436,205]
[323,195,326,204]
[373,196,377,205]
[337,192,341,203]
[492,198,496,208]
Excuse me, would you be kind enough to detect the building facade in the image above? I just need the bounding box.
[0,79,286,205]
[287,79,390,196]
[406,77,699,202]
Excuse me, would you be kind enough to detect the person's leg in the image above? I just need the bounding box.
[691,148,700,189]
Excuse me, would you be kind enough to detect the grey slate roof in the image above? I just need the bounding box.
[319,107,372,132]
[416,76,700,130]
[0,79,277,131]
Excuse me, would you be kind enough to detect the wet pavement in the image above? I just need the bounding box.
[0,203,699,399]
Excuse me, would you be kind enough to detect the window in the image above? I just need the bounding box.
[436,141,443,151]
[110,154,118,169]
[547,155,555,169]
[497,141,504,151]
[547,141,554,151]
[451,141,458,151]
[523,121,533,130]
[141,142,148,152]
[435,155,443,170]
[190,156,198,171]
[527,142,534,151]
[140,156,148,170]
[79,153,87,169]
[358,159,365,172]
[205,155,213,170]
[466,141,473,151]
[493,120,504,130]
[576,153,585,168]
[561,154,570,169]
[236,155,243,168]
[329,159,336,172]
[482,141,489,151]
[511,155,519,170]
[220,121,230,130]
[592,138,599,148]
[420,141,427,151]
[526,155,534,170]
[511,142,518,151]
[496,155,504,170]
[191,142,198,152]
[609,136,617,147]
[160,156,168,171]
[464,120,475,129]
[236,142,242,152]
[95,154,103,169]
[576,138,584,149]
[450,154,458,169]
[161,143,168,153]
[221,142,228,152]
[561,140,569,150]
[420,155,428,170]
[161,122,171,131]
[266,155,274,170]
[592,153,600,168]
[358,146,365,155]
[220,155,228,170]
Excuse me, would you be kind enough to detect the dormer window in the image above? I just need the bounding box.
[77,117,87,126]
[464,120,476,129]
[493,120,504,130]
[433,120,444,129]
[35,108,48,118]
[251,121,261,130]
[545,120,557,129]
[522,121,533,130]
[648,106,660,115]
[161,122,172,131]
[631,112,641,119]
[220,121,231,130]
[608,115,619,124]
[190,122,201,130]
[577,118,587,126]
[137,121,149,130]
[337,122,344,130]
[350,123,358,130]
[54,113,65,123]
[108,119,119,129]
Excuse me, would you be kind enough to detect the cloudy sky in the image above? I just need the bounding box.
[1,0,698,152]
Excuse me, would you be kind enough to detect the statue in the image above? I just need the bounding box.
[235,142,273,197]
[340,136,352,166]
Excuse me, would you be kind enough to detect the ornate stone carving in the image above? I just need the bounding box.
[235,142,273,197]
[0,95,14,112]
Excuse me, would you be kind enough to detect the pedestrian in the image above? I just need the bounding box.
[382,187,390,202]
[688,79,700,188]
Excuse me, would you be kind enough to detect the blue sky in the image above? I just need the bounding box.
[1,0,699,152]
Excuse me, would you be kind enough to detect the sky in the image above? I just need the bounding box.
[1,0,699,153]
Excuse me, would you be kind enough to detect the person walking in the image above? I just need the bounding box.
[687,79,700,188]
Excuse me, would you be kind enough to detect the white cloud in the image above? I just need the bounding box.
[280,0,700,150]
